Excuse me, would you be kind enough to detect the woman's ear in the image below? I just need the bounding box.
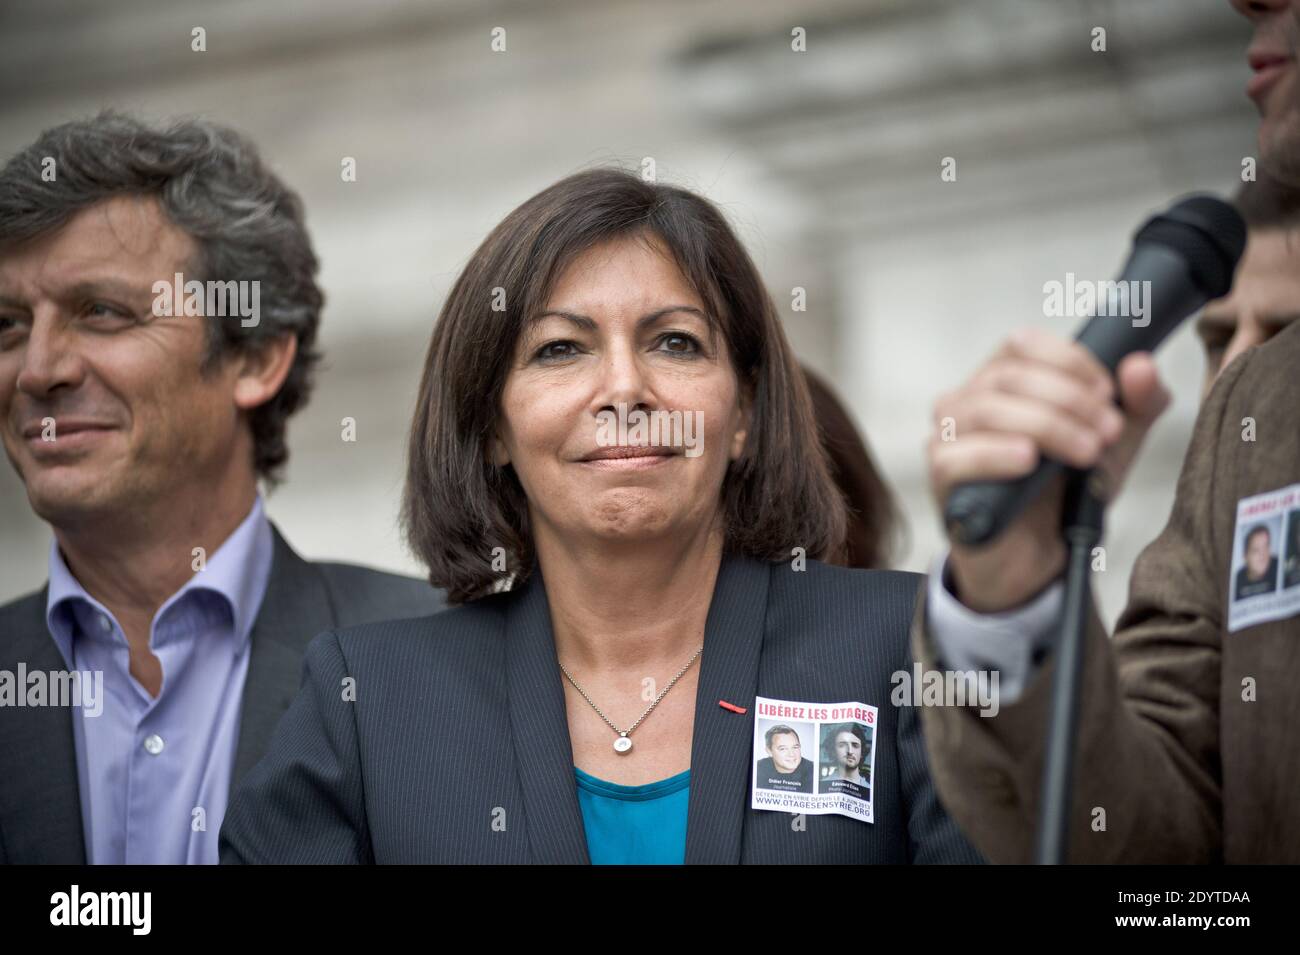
[729,384,753,460]
[490,431,511,467]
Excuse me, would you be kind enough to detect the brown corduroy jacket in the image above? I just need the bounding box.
[912,319,1300,864]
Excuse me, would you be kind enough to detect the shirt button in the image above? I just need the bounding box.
[98,613,112,633]
[143,734,165,756]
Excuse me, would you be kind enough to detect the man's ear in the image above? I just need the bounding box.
[232,334,297,411]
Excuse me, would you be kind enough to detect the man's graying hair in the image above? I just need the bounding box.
[0,110,323,485]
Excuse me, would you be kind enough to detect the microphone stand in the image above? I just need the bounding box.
[1034,466,1107,865]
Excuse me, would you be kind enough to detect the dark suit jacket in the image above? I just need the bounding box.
[0,524,444,864]
[913,319,1300,863]
[220,554,983,864]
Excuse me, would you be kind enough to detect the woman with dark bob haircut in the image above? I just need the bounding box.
[220,168,981,865]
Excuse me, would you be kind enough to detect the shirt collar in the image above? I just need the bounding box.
[45,495,275,664]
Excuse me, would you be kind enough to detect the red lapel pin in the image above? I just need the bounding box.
[718,699,747,714]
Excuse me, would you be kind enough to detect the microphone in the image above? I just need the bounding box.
[943,194,1247,547]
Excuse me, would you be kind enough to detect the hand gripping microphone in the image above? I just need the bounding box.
[943,195,1247,547]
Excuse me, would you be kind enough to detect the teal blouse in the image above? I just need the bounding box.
[573,766,690,865]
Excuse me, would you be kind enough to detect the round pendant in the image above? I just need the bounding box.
[613,735,633,754]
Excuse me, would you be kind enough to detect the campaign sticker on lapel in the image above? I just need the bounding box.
[750,696,877,824]
[1227,482,1300,633]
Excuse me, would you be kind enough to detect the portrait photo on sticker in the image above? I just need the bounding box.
[1283,509,1300,592]
[818,722,872,800]
[754,721,815,794]
[1233,514,1283,602]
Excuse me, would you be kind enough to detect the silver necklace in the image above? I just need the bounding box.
[558,646,703,754]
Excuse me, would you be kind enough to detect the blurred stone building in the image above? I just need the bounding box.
[0,0,1257,626]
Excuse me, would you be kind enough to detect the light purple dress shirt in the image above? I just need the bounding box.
[44,496,273,864]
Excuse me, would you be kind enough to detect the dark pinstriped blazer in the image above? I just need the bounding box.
[219,553,984,864]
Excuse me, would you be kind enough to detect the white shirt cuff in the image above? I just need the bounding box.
[925,552,1064,705]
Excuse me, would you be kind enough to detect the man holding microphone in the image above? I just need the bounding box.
[913,0,1300,863]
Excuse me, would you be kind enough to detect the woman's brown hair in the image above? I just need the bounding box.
[801,366,901,570]
[403,167,847,604]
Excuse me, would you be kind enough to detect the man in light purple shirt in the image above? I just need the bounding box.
[45,496,272,864]
[0,112,443,864]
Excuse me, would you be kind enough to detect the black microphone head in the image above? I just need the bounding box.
[1133,194,1247,301]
